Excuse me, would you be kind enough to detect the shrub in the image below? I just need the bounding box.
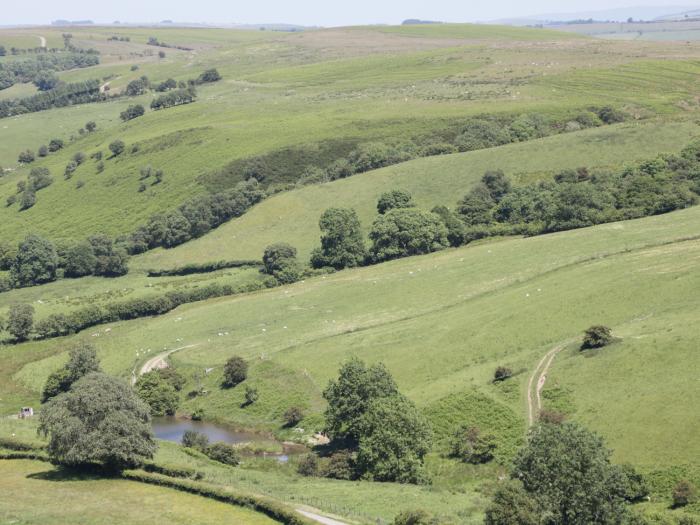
[673,480,698,508]
[310,208,366,270]
[109,140,125,156]
[73,151,86,165]
[156,367,186,391]
[18,149,35,163]
[262,243,301,284]
[430,205,466,247]
[377,189,415,214]
[197,68,221,83]
[42,342,100,402]
[64,242,97,277]
[19,189,36,210]
[449,425,497,464]
[205,442,240,466]
[484,481,539,525]
[539,409,566,425]
[150,88,196,110]
[11,234,58,286]
[135,370,179,416]
[7,303,34,341]
[48,138,64,152]
[120,104,145,121]
[296,453,319,476]
[393,509,433,525]
[64,161,78,178]
[243,385,259,406]
[615,464,649,503]
[369,208,449,263]
[458,184,495,225]
[28,167,53,190]
[322,450,356,480]
[581,325,613,350]
[85,121,97,132]
[37,145,48,157]
[39,372,156,470]
[455,119,512,152]
[283,406,304,427]
[222,356,248,387]
[125,77,149,96]
[493,366,513,382]
[481,170,511,202]
[597,106,626,124]
[182,430,209,450]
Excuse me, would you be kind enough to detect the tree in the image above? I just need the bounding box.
[42,342,101,402]
[494,366,513,382]
[0,45,6,56]
[198,68,221,83]
[120,104,145,121]
[33,71,60,91]
[18,150,35,164]
[158,50,166,59]
[182,430,209,450]
[355,395,432,483]
[297,454,319,476]
[135,370,179,416]
[205,442,240,466]
[19,189,36,210]
[243,384,259,406]
[457,184,495,225]
[37,145,49,157]
[222,356,247,387]
[431,205,466,247]
[673,480,698,508]
[89,235,129,277]
[284,406,304,427]
[511,422,629,524]
[0,242,17,271]
[377,189,415,214]
[85,121,97,132]
[369,208,449,263]
[38,372,156,471]
[262,242,301,284]
[11,234,58,287]
[28,167,53,190]
[482,170,512,202]
[449,425,496,464]
[48,138,64,152]
[393,509,433,525]
[7,304,34,341]
[125,77,149,96]
[323,357,399,445]
[310,208,366,269]
[64,242,97,277]
[582,325,614,350]
[109,140,125,156]
[484,481,540,525]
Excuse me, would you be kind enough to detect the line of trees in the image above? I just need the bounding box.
[0,79,103,118]
[0,52,99,91]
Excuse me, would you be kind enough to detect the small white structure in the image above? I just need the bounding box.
[19,407,33,419]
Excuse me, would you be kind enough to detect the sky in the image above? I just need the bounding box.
[2,0,698,26]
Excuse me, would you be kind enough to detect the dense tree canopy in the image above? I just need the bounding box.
[7,304,34,341]
[42,342,101,402]
[311,208,367,269]
[135,370,179,416]
[39,372,156,470]
[377,189,415,214]
[11,234,58,287]
[369,208,449,262]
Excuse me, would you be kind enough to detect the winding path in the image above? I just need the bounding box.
[526,339,574,426]
[297,510,348,525]
[131,344,200,384]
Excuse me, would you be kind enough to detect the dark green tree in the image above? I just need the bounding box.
[48,138,64,152]
[19,189,36,210]
[582,325,614,350]
[33,71,59,91]
[369,208,449,262]
[673,480,698,508]
[431,205,466,247]
[323,357,399,445]
[7,303,34,341]
[64,242,97,278]
[120,104,145,121]
[198,68,221,83]
[11,234,58,286]
[482,170,512,202]
[182,430,209,450]
[222,355,248,387]
[42,342,101,402]
[457,184,495,225]
[85,121,97,132]
[109,140,125,156]
[135,370,179,416]
[449,425,497,464]
[38,372,156,471]
[310,208,367,269]
[18,149,35,164]
[484,481,540,525]
[262,242,301,284]
[377,189,415,214]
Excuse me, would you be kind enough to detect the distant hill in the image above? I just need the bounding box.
[402,19,443,25]
[492,5,698,25]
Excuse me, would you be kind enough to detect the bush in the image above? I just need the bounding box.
[321,450,355,480]
[197,68,221,83]
[243,385,259,406]
[455,119,512,152]
[393,509,433,525]
[283,406,304,427]
[135,370,179,416]
[109,140,125,156]
[539,409,566,425]
[120,104,145,121]
[369,208,449,263]
[7,303,34,341]
[581,325,614,350]
[493,366,513,382]
[28,167,53,190]
[18,150,35,163]
[48,138,64,152]
[449,425,497,464]
[205,442,240,466]
[377,189,415,214]
[19,189,36,210]
[150,88,196,110]
[41,342,100,402]
[484,481,539,525]
[615,464,649,503]
[182,430,209,450]
[673,480,698,508]
[222,356,248,387]
[296,454,319,476]
[310,208,366,269]
[597,106,626,124]
[64,242,97,277]
[11,234,58,287]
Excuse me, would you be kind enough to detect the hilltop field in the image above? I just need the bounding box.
[1,23,700,525]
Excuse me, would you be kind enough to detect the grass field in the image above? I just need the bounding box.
[0,459,276,525]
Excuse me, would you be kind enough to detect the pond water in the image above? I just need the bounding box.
[152,416,262,445]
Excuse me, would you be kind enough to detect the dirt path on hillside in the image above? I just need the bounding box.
[100,81,111,93]
[37,36,46,48]
[526,339,575,426]
[296,509,348,525]
[131,344,200,384]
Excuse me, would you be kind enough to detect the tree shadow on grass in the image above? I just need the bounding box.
[27,465,118,482]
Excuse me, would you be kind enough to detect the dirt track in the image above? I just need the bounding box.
[526,340,574,426]
[131,344,200,384]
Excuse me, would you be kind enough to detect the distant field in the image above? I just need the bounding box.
[0,459,276,525]
[551,19,700,41]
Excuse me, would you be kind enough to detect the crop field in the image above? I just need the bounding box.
[2,21,700,524]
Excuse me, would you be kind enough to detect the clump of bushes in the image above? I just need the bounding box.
[262,243,302,284]
[135,369,179,416]
[581,325,614,350]
[181,431,240,466]
[222,356,248,388]
[673,480,698,508]
[449,425,497,464]
[120,104,145,121]
[150,87,196,110]
[493,366,513,382]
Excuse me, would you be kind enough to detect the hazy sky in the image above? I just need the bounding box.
[3,0,698,26]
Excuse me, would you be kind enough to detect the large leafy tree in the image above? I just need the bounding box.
[11,234,58,287]
[377,189,415,214]
[323,357,398,445]
[39,372,156,471]
[135,370,179,416]
[310,208,366,269]
[42,342,101,402]
[369,208,449,262]
[7,304,34,341]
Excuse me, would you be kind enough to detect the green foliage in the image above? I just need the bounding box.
[355,395,432,483]
[582,325,614,350]
[321,449,356,480]
[673,480,698,508]
[449,426,497,464]
[223,356,248,387]
[120,104,145,121]
[28,167,53,191]
[89,235,129,277]
[7,303,34,341]
[311,208,367,269]
[493,366,513,382]
[283,406,304,427]
[0,79,103,118]
[369,208,449,262]
[85,121,97,132]
[377,189,415,214]
[243,384,259,405]
[182,430,209,450]
[430,205,466,247]
[41,341,101,402]
[64,242,98,278]
[454,118,512,152]
[323,357,399,444]
[457,183,495,225]
[108,140,125,156]
[296,453,319,476]
[198,68,222,83]
[151,87,197,110]
[48,138,64,152]
[262,243,301,284]
[38,372,156,470]
[135,370,179,416]
[19,189,36,210]
[481,170,512,202]
[510,422,629,524]
[18,149,35,164]
[205,442,241,466]
[484,480,540,525]
[10,234,58,286]
[392,509,433,525]
[615,464,650,503]
[156,367,186,391]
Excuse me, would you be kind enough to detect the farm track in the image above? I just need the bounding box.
[526,340,575,426]
[132,344,201,384]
